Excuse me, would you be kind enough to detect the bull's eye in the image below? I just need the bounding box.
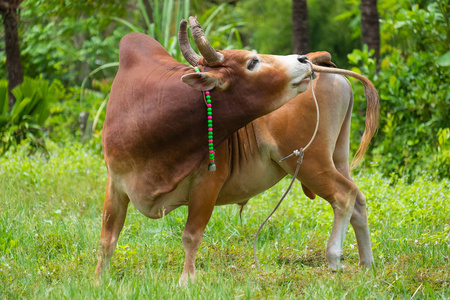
[247,58,259,71]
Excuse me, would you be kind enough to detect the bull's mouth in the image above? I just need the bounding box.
[292,72,317,88]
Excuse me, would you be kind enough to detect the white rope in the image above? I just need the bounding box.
[253,63,320,270]
[303,62,320,151]
[279,63,320,161]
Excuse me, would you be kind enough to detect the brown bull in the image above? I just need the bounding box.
[96,17,379,285]
[95,17,315,283]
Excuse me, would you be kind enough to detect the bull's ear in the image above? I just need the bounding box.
[181,72,227,91]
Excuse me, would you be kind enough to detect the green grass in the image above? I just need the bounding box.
[1,144,449,299]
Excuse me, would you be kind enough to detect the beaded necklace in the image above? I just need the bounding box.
[194,66,216,172]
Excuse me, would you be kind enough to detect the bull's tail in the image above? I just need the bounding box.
[312,65,380,169]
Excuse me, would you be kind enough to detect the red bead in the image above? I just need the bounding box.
[209,150,215,154]
[205,91,210,95]
[208,128,213,132]
[210,159,214,163]
[207,104,212,108]
[208,116,212,120]
[209,139,213,143]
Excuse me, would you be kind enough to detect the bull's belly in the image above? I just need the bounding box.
[215,158,286,205]
[114,171,192,219]
[110,152,286,218]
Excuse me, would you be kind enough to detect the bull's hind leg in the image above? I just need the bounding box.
[95,178,129,278]
[321,173,359,271]
[333,102,374,267]
[298,164,359,270]
[334,163,373,268]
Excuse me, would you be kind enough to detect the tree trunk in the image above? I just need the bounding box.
[141,0,155,26]
[361,0,380,68]
[1,3,24,111]
[292,0,310,54]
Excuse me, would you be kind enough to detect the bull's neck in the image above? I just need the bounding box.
[176,68,261,150]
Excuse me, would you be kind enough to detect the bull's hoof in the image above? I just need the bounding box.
[328,263,346,273]
[359,260,375,268]
[178,273,195,286]
[94,271,108,287]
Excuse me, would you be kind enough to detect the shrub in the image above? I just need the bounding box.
[0,77,65,154]
[347,2,450,179]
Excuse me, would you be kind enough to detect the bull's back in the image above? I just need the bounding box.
[118,32,175,69]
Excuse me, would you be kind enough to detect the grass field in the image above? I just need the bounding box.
[1,144,449,299]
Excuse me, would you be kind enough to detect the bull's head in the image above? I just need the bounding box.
[178,17,313,113]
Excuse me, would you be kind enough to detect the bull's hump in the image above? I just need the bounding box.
[118,32,176,69]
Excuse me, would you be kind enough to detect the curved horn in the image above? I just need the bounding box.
[189,16,224,66]
[178,19,201,66]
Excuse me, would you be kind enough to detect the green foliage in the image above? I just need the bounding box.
[0,77,65,154]
[45,82,111,153]
[0,81,8,123]
[112,0,245,63]
[6,0,131,85]
[437,50,450,66]
[237,0,292,54]
[381,1,449,55]
[112,0,190,60]
[192,3,246,51]
[309,0,361,67]
[348,2,450,179]
[235,0,360,66]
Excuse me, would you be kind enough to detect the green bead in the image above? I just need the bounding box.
[206,100,211,104]
[207,112,212,116]
[207,108,212,112]
[194,67,199,72]
[206,95,211,100]
[209,146,214,150]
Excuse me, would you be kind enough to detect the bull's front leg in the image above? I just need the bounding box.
[179,159,228,285]
[179,193,216,285]
[95,179,129,282]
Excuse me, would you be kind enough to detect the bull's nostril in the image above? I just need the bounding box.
[298,55,308,64]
